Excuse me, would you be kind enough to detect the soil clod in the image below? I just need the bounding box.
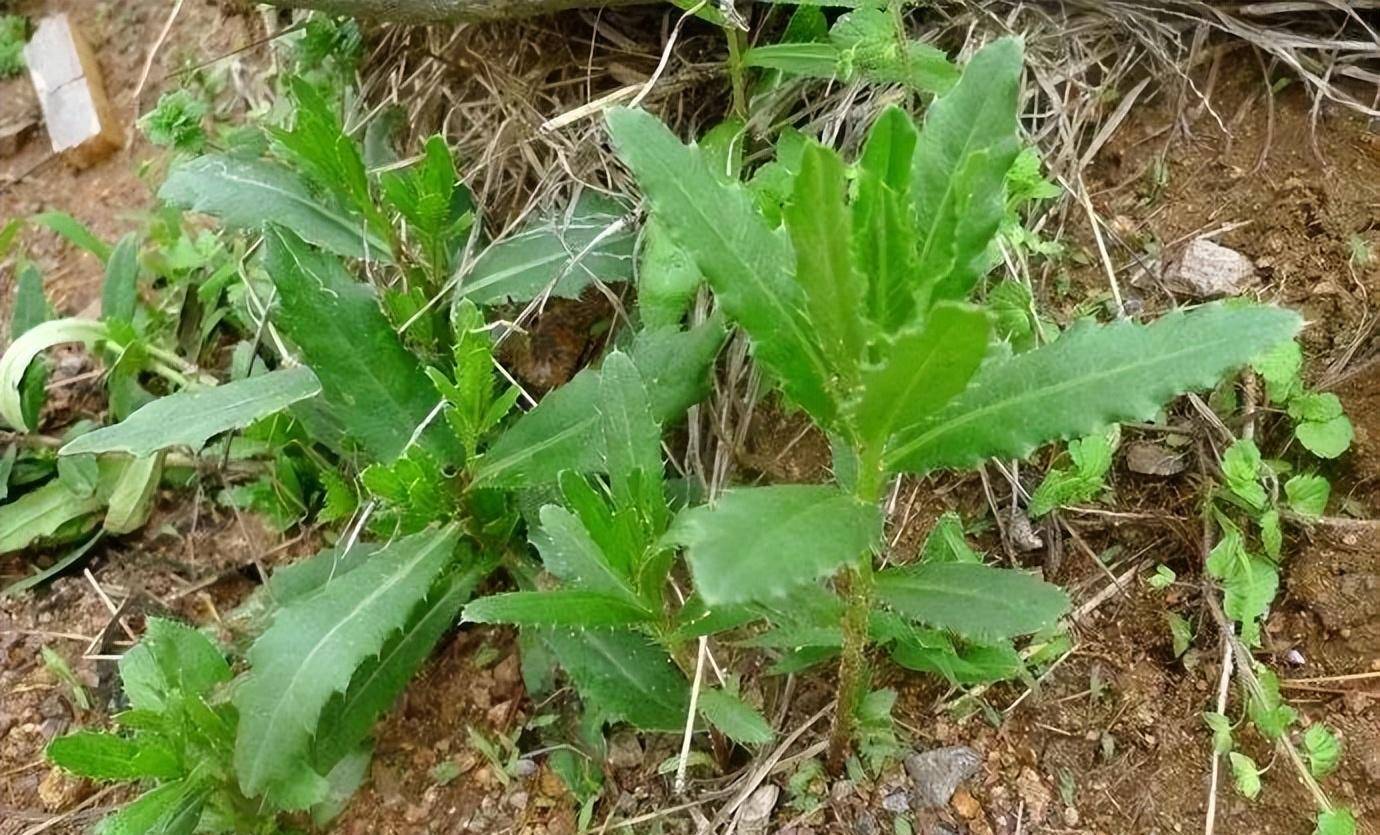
[904,745,982,810]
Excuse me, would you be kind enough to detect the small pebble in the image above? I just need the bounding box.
[952,787,982,819]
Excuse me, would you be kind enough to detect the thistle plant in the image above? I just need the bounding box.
[607,37,1300,766]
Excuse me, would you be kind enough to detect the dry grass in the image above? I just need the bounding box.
[355,1,1377,220]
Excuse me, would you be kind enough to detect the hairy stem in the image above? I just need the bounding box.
[724,28,748,121]
[827,447,886,772]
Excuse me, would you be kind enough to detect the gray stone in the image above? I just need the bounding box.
[739,785,777,835]
[905,745,982,810]
[1167,238,1258,298]
[853,812,879,835]
[881,792,910,814]
[606,730,643,769]
[1125,441,1188,476]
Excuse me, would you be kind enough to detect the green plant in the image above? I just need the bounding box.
[0,215,254,570]
[743,7,958,95]
[0,14,25,77]
[1028,426,1119,517]
[462,348,774,746]
[16,64,729,823]
[141,89,209,153]
[1253,340,1353,459]
[607,37,1299,766]
[1196,337,1356,829]
[47,619,281,834]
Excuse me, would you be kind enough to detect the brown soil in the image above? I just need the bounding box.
[923,65,1380,835]
[3,7,1380,835]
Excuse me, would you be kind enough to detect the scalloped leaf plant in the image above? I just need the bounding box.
[607,36,1301,767]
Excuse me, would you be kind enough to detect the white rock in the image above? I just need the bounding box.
[23,14,123,167]
[1167,238,1258,298]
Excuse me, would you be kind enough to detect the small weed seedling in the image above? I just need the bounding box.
[0,14,26,78]
[1197,340,1357,831]
[47,619,281,833]
[608,37,1300,766]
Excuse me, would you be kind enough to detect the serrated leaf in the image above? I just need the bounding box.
[831,10,958,94]
[1229,751,1261,799]
[874,562,1068,640]
[1303,724,1341,778]
[698,688,773,745]
[1222,438,1266,509]
[475,320,724,488]
[597,351,661,503]
[264,227,457,464]
[671,485,881,605]
[852,302,989,445]
[785,142,868,381]
[95,778,206,835]
[860,106,919,192]
[741,42,840,76]
[1029,429,1118,516]
[269,79,382,239]
[460,192,634,305]
[902,640,1026,685]
[1165,611,1192,658]
[855,109,919,332]
[118,618,231,712]
[1248,667,1297,739]
[542,627,689,731]
[160,155,389,261]
[47,731,181,781]
[102,233,140,324]
[1314,809,1357,835]
[919,512,981,564]
[533,505,637,601]
[379,134,472,277]
[1288,391,1344,422]
[1285,474,1329,518]
[1252,340,1302,403]
[1222,556,1276,647]
[311,563,483,772]
[911,37,1022,306]
[886,304,1302,474]
[0,318,108,431]
[606,107,835,425]
[263,541,382,607]
[1296,415,1353,459]
[464,590,655,628]
[62,367,321,458]
[235,524,459,808]
[1203,712,1233,754]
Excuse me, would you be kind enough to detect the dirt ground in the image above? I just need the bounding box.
[2,3,1379,834]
